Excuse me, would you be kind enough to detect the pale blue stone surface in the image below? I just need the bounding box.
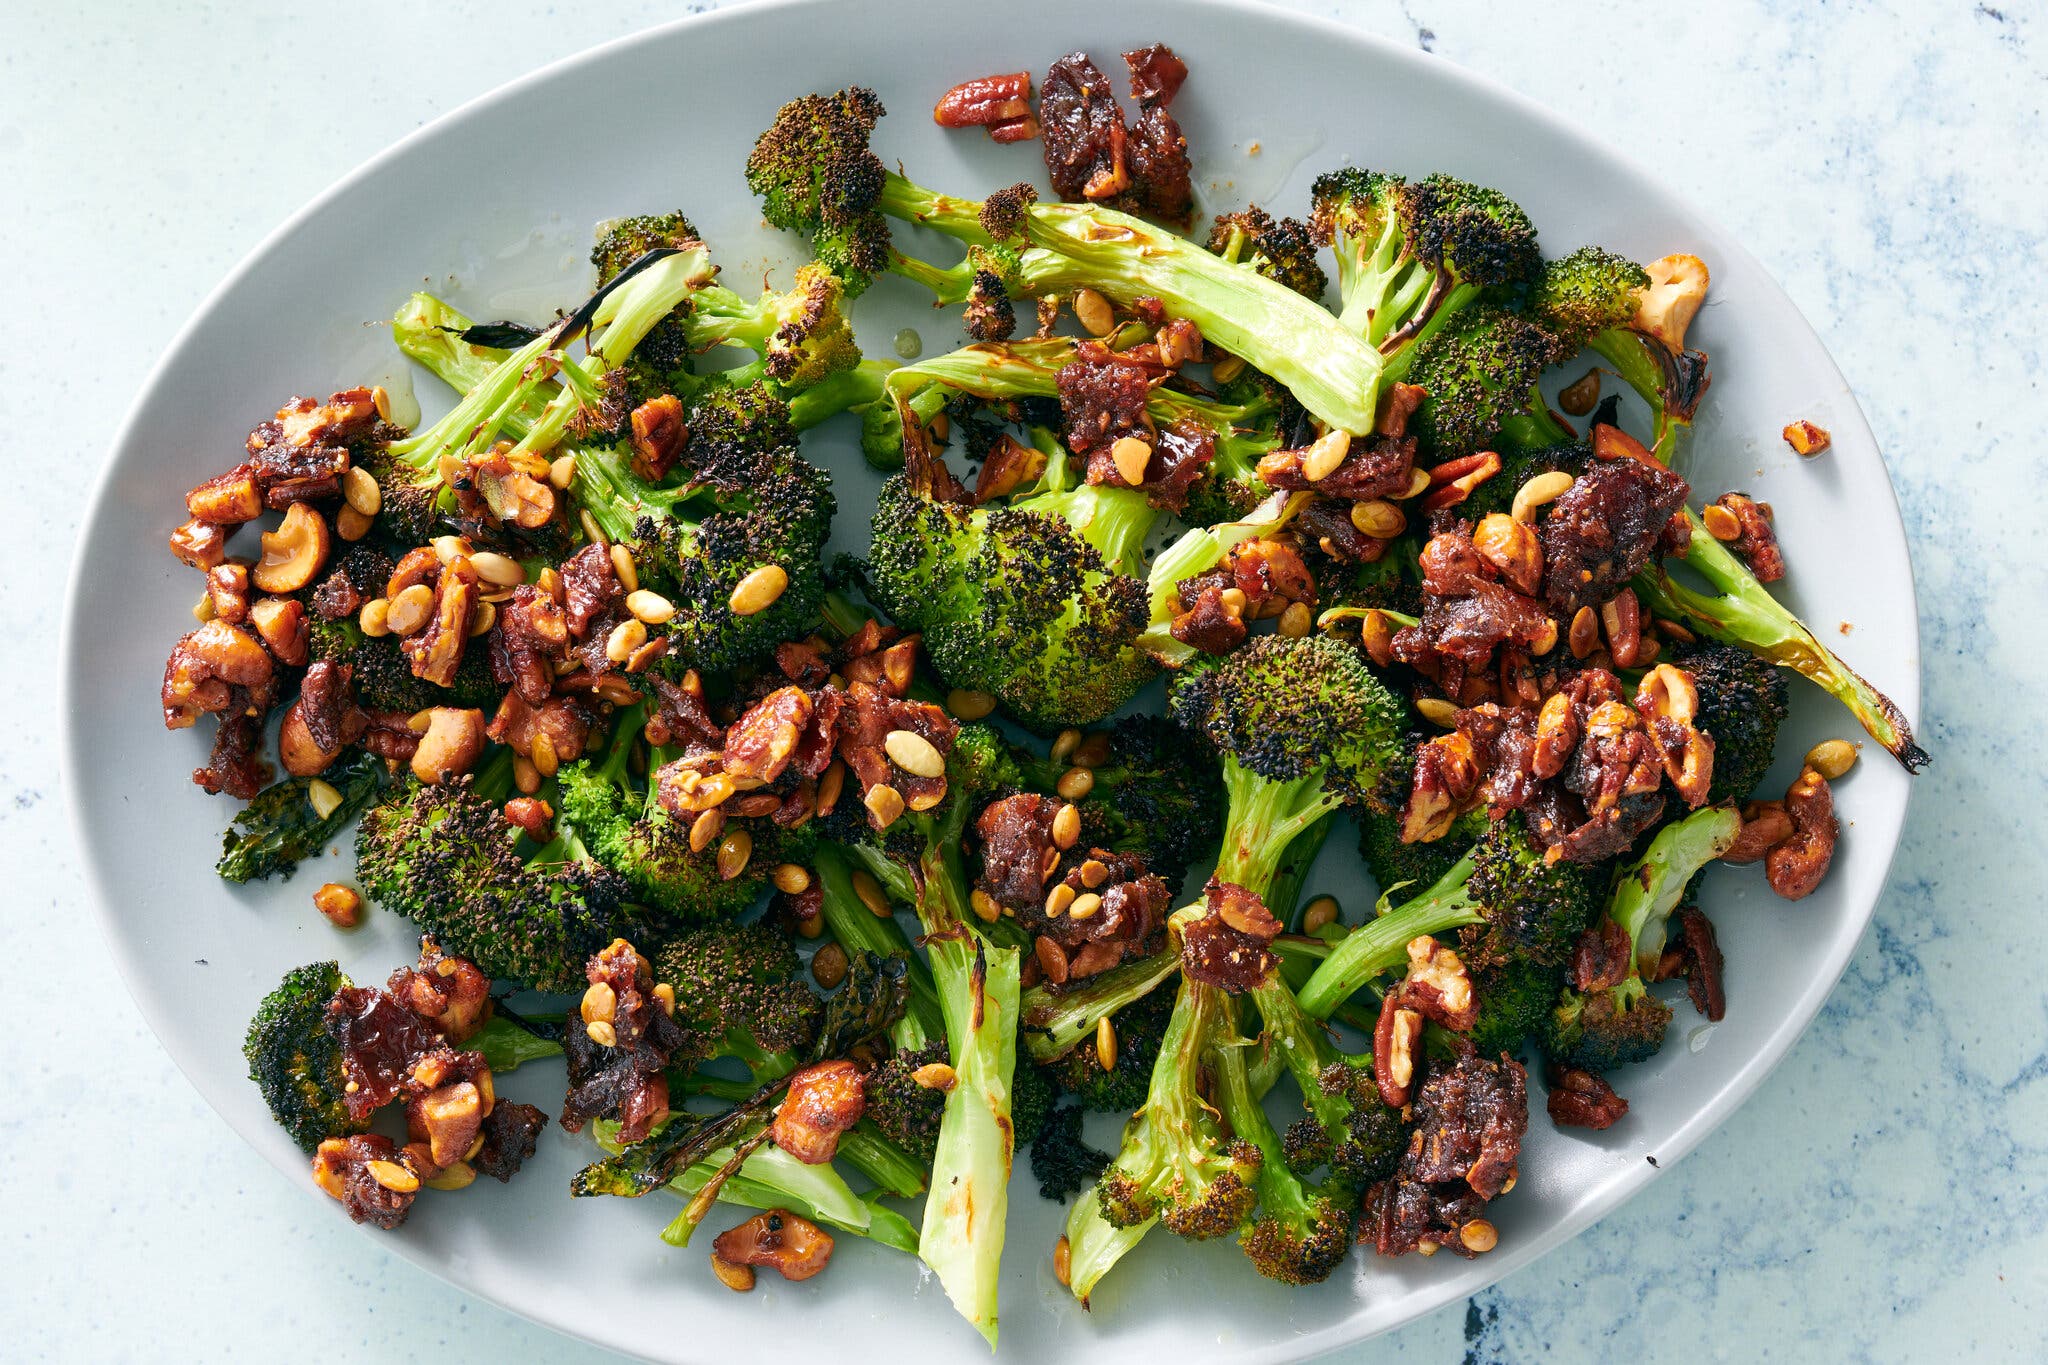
[2,1,2038,1360]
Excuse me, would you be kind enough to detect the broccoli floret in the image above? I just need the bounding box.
[1406,304,1567,458]
[305,615,497,714]
[686,262,861,388]
[745,87,892,295]
[653,922,822,1068]
[1013,715,1223,888]
[1241,955,1406,1188]
[1311,167,1540,365]
[218,752,383,883]
[1535,245,1650,356]
[1359,802,1485,902]
[1543,805,1741,1072]
[1030,1104,1111,1202]
[1206,206,1329,300]
[865,1039,948,1164]
[354,776,664,993]
[1095,978,1260,1239]
[573,379,834,678]
[590,211,703,386]
[1046,978,1175,1113]
[243,961,357,1153]
[1466,812,1608,967]
[1467,953,1566,1058]
[754,88,1392,436]
[1669,640,1790,802]
[1012,1057,1055,1148]
[1211,1034,1355,1285]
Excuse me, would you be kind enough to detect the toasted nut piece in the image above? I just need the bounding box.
[1045,883,1077,917]
[1460,1219,1499,1254]
[1558,370,1601,416]
[1783,419,1831,456]
[1300,428,1352,482]
[249,596,309,666]
[771,863,812,895]
[358,597,392,638]
[278,701,338,773]
[709,1253,756,1293]
[1701,502,1742,541]
[716,830,753,881]
[947,688,996,720]
[608,542,639,594]
[1056,766,1095,800]
[253,502,332,594]
[1635,663,1699,724]
[385,583,435,637]
[912,1061,958,1092]
[185,468,264,525]
[365,1159,419,1194]
[412,708,486,784]
[468,599,497,637]
[1068,892,1103,920]
[334,505,372,542]
[1051,802,1081,851]
[1600,589,1645,669]
[1635,254,1710,353]
[1359,609,1396,668]
[1277,601,1313,639]
[1054,1235,1073,1286]
[585,1019,618,1048]
[1531,616,1559,656]
[1416,697,1459,727]
[306,779,344,820]
[469,551,524,586]
[1073,288,1115,337]
[170,518,229,570]
[1109,435,1153,487]
[1373,1001,1425,1108]
[1072,732,1113,768]
[1302,895,1340,935]
[625,590,675,625]
[581,981,617,1025]
[605,618,646,664]
[1568,605,1599,659]
[1806,739,1857,780]
[729,564,788,616]
[548,453,578,489]
[864,783,905,829]
[425,1161,476,1192]
[810,941,850,990]
[1766,768,1837,899]
[1096,1015,1118,1072]
[969,888,1002,923]
[1078,858,1110,889]
[688,807,724,853]
[1050,728,1081,764]
[341,465,382,517]
[1511,470,1575,524]
[651,982,677,1017]
[313,883,362,929]
[884,729,946,778]
[1473,513,1543,596]
[1723,800,1794,864]
[851,868,890,918]
[1350,499,1406,539]
[1402,466,1433,500]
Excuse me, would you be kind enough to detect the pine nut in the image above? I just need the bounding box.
[606,618,647,663]
[1531,616,1559,656]
[1416,697,1459,727]
[1068,892,1102,920]
[811,942,849,990]
[865,783,905,828]
[529,730,558,779]
[970,888,1002,923]
[912,1062,958,1092]
[653,982,676,1016]
[513,754,540,795]
[1558,370,1601,416]
[470,551,524,586]
[1096,1015,1117,1072]
[313,882,362,929]
[1051,803,1081,850]
[1350,499,1406,539]
[947,688,996,720]
[1277,601,1312,638]
[852,868,890,918]
[1702,503,1743,541]
[1056,767,1094,800]
[425,1161,476,1192]
[1218,587,1248,616]
[797,913,824,940]
[1402,466,1433,500]
[335,505,373,541]
[1568,606,1599,659]
[191,592,215,624]
[585,1020,618,1049]
[1300,428,1352,482]
[771,863,812,895]
[1459,1219,1498,1254]
[1805,739,1857,780]
[366,1160,419,1194]
[1210,352,1246,383]
[609,543,639,594]
[1511,470,1575,524]
[1050,728,1081,764]
[1053,1235,1072,1286]
[342,466,382,516]
[688,807,723,853]
[709,1253,756,1293]
[1045,883,1076,917]
[1302,895,1340,935]
[1110,435,1152,487]
[816,760,846,816]
[579,509,607,549]
[1073,288,1114,337]
[468,599,496,637]
[716,829,753,881]
[1078,859,1109,889]
[1072,732,1113,768]
[581,981,617,1025]
[385,583,434,636]
[729,565,788,616]
[307,779,344,820]
[884,729,946,779]
[626,590,675,624]
[548,453,578,490]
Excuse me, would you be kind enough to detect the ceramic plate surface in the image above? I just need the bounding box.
[63,0,1920,1358]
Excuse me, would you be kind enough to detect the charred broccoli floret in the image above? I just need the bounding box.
[1543,805,1740,1072]
[744,87,892,295]
[686,262,861,388]
[865,1039,949,1164]
[1031,1104,1111,1202]
[652,922,822,1068]
[1668,640,1790,802]
[354,775,662,993]
[1467,953,1566,1058]
[1405,304,1569,458]
[1466,813,1608,967]
[1212,1031,1355,1285]
[305,615,497,713]
[1207,206,1329,300]
[1045,978,1175,1113]
[243,960,358,1153]
[1359,802,1484,902]
[1013,715,1224,888]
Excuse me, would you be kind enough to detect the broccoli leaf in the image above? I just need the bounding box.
[217,752,384,884]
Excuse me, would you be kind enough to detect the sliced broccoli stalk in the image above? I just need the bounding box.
[1295,854,1486,1021]
[217,751,384,883]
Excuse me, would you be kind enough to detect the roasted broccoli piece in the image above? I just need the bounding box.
[1543,805,1741,1072]
[305,615,497,714]
[1405,303,1570,458]
[1046,978,1175,1113]
[1207,206,1329,300]
[1467,953,1566,1058]
[652,922,823,1069]
[1296,854,1485,1021]
[354,775,663,993]
[1211,1028,1355,1285]
[1532,245,1707,465]
[1669,639,1790,802]
[751,87,1393,436]
[1012,715,1224,889]
[218,751,384,883]
[1030,1104,1111,1202]
[243,961,357,1153]
[1465,813,1608,968]
[686,262,861,388]
[1461,440,1591,519]
[1358,802,1484,903]
[865,1039,949,1164]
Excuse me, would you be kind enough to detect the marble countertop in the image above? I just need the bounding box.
[4,1,2040,1359]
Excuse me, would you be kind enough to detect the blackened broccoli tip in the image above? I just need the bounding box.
[1251,973,1404,1187]
[1168,633,1407,806]
[1537,245,1651,354]
[1543,982,1673,1072]
[1012,1057,1057,1148]
[866,475,1156,732]
[1398,173,1542,286]
[962,270,1019,343]
[354,442,442,546]
[1467,952,1567,1059]
[354,778,656,994]
[1031,1105,1111,1202]
[1307,166,1404,245]
[1206,206,1330,300]
[745,87,891,295]
[1211,1039,1357,1285]
[306,615,494,713]
[978,182,1039,241]
[1408,305,1559,457]
[1466,812,1606,967]
[695,262,863,388]
[651,922,822,1059]
[1670,640,1790,802]
[865,1039,948,1164]
[243,960,357,1154]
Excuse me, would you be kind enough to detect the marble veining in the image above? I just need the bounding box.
[2,0,2040,1360]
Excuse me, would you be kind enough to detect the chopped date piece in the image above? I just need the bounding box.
[492,583,572,706]
[1123,43,1188,105]
[772,1059,867,1165]
[1124,95,1191,226]
[560,543,624,639]
[629,394,688,482]
[472,1101,549,1181]
[399,557,480,687]
[311,1134,419,1229]
[713,1209,835,1282]
[387,938,493,1044]
[1546,1067,1629,1130]
[976,793,1061,908]
[1257,432,1416,502]
[1298,497,1384,563]
[835,684,955,826]
[1672,907,1726,1021]
[1570,918,1634,994]
[1041,53,1129,203]
[1361,1170,1489,1259]
[642,671,725,750]
[487,691,594,767]
[1021,848,1170,972]
[1167,584,1248,656]
[1712,492,1785,583]
[1405,1052,1527,1198]
[1057,341,1158,455]
[325,984,452,1124]
[1097,416,1213,512]
[1224,536,1315,616]
[1539,448,1689,614]
[560,940,692,1142]
[775,638,833,689]
[1180,879,1280,991]
[194,713,271,798]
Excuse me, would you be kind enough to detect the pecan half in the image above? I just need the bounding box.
[1546,1067,1629,1130]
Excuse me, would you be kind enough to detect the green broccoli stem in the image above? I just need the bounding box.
[1135,493,1307,665]
[1612,805,1742,976]
[1249,970,1358,1140]
[813,844,942,1041]
[570,433,700,546]
[1638,525,1928,769]
[1209,1024,1319,1241]
[1589,328,1686,464]
[1020,947,1180,1064]
[465,1013,564,1072]
[1062,1191,1156,1308]
[1266,811,1334,930]
[472,744,518,804]
[788,358,893,428]
[1296,854,1485,1020]
[679,1068,929,1199]
[1270,937,1379,1034]
[1212,758,1339,895]
[877,174,1386,435]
